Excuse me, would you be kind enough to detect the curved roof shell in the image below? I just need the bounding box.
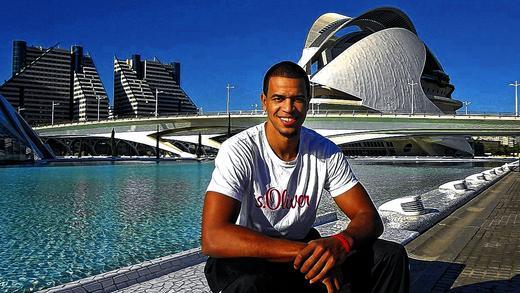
[298,7,459,114]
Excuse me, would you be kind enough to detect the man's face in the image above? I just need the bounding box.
[261,76,309,139]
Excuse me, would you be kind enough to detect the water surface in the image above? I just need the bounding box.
[0,160,504,292]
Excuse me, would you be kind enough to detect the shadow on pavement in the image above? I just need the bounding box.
[449,275,520,292]
[410,258,519,292]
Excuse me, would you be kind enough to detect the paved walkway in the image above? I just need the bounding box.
[116,263,208,293]
[406,171,520,292]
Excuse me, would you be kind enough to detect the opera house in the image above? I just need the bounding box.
[298,7,462,114]
[296,7,476,157]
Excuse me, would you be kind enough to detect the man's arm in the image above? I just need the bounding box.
[335,182,384,249]
[201,191,306,262]
[293,183,383,283]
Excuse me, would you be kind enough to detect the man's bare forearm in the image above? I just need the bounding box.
[341,211,383,250]
[330,184,384,251]
[202,223,306,262]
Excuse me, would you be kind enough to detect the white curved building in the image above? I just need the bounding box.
[298,7,462,114]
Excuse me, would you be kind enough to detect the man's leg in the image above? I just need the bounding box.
[204,257,326,293]
[204,257,276,293]
[341,239,409,293]
[204,228,326,293]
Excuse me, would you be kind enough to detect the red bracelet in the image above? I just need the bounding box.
[331,233,351,253]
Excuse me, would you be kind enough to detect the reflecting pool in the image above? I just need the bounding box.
[0,160,505,292]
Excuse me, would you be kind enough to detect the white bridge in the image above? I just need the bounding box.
[35,111,520,158]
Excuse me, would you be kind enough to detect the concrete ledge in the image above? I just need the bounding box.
[41,247,206,293]
[41,212,339,293]
[381,228,420,245]
[379,164,514,236]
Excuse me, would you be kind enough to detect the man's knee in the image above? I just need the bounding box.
[348,239,409,293]
[372,239,409,266]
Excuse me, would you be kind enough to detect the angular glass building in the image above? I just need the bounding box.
[114,54,197,118]
[0,94,55,163]
[0,41,109,126]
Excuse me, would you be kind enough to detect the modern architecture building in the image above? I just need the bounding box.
[298,7,462,114]
[0,41,109,126]
[114,55,197,118]
[0,94,55,163]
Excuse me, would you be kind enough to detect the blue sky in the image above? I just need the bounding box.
[0,0,518,113]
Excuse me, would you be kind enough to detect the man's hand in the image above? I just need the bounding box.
[293,236,349,284]
[322,266,343,293]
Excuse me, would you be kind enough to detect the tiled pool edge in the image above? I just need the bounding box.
[40,247,207,293]
[40,212,338,293]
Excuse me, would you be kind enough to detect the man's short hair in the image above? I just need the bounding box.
[262,61,310,98]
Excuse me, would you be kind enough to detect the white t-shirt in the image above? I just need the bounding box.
[206,123,358,240]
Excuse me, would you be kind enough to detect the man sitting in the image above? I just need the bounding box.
[201,61,409,293]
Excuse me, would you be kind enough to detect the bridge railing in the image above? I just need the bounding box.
[33,109,520,129]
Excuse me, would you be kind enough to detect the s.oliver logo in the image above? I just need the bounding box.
[255,187,310,210]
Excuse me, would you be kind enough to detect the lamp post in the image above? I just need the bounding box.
[509,81,519,117]
[462,101,471,115]
[226,83,235,115]
[155,88,164,118]
[226,83,235,137]
[51,101,60,125]
[309,78,315,115]
[90,80,105,121]
[311,81,315,100]
[136,80,145,118]
[17,106,25,114]
[96,95,107,121]
[408,80,418,115]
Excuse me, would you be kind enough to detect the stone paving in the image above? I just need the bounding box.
[117,263,209,293]
[407,171,520,292]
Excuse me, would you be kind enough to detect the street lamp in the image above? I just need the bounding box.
[136,80,145,118]
[408,79,418,115]
[509,81,519,117]
[155,88,164,118]
[96,95,107,121]
[226,83,235,138]
[89,80,106,121]
[462,101,471,115]
[311,81,315,100]
[17,106,25,114]
[226,83,235,115]
[309,77,315,114]
[312,83,316,114]
[51,101,60,125]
